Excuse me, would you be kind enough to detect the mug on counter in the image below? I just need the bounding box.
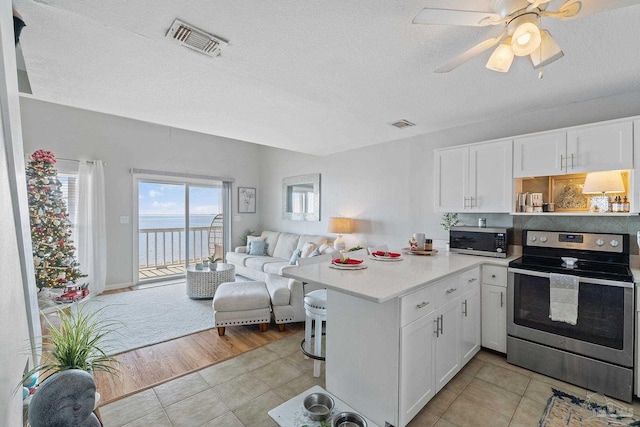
[413,233,425,249]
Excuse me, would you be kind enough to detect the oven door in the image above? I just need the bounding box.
[508,268,634,367]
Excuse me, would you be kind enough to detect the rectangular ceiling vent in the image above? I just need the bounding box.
[167,19,227,57]
[391,119,415,129]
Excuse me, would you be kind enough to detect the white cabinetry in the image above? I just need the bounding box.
[514,121,633,177]
[434,140,513,212]
[398,267,480,426]
[481,265,507,353]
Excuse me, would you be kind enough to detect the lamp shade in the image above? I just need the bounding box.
[582,171,625,194]
[328,217,353,234]
[529,30,564,69]
[486,38,514,72]
[511,15,541,57]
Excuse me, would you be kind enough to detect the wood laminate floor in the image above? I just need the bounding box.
[58,286,304,405]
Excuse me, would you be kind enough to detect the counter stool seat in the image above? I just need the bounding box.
[303,289,327,377]
[213,281,271,336]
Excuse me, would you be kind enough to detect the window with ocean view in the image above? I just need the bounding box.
[136,179,224,283]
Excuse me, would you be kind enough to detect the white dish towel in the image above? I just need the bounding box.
[549,273,579,325]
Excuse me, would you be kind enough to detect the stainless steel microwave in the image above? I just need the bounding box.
[449,226,512,258]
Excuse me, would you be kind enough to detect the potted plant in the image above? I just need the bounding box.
[208,256,223,269]
[441,213,459,251]
[20,304,120,391]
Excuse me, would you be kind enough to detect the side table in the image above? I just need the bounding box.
[186,264,235,299]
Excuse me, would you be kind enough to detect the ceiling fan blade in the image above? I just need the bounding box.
[553,0,640,19]
[434,30,507,73]
[527,0,552,12]
[413,8,502,26]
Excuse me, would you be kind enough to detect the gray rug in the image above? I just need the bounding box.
[79,283,214,355]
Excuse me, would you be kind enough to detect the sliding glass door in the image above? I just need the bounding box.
[135,177,225,284]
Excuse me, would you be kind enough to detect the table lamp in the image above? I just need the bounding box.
[582,171,625,212]
[328,217,352,251]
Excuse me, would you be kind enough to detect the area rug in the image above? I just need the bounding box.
[539,388,640,427]
[77,283,214,355]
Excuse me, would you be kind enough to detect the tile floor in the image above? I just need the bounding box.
[100,332,640,427]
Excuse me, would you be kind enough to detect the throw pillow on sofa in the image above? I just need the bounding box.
[248,240,268,256]
[300,242,316,258]
[309,248,321,257]
[289,249,302,265]
[247,235,266,252]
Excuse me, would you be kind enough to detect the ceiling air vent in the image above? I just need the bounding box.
[166,19,227,57]
[390,119,415,129]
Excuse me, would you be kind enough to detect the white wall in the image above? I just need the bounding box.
[20,98,263,288]
[258,90,640,250]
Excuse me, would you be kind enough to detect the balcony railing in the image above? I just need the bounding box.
[138,226,221,280]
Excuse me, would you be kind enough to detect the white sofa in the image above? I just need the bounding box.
[225,231,340,326]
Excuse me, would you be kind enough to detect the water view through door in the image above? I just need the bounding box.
[137,180,223,283]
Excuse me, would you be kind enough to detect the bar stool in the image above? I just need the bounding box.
[302,289,327,377]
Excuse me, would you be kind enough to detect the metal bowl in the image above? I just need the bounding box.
[332,412,368,427]
[303,392,335,421]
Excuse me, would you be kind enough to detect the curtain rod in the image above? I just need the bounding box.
[57,157,107,166]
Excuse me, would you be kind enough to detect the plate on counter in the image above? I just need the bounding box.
[402,247,438,256]
[369,253,403,261]
[329,263,368,270]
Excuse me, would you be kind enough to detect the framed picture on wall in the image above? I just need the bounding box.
[238,187,256,213]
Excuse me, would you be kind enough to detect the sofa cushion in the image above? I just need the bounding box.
[261,231,281,257]
[245,256,286,272]
[225,251,253,267]
[272,232,300,259]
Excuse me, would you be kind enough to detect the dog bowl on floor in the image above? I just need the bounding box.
[332,411,367,427]
[303,392,335,421]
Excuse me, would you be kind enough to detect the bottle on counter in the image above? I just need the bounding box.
[424,239,433,251]
[624,195,630,212]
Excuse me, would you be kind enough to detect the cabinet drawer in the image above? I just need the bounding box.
[482,265,507,287]
[401,285,436,326]
[459,267,480,293]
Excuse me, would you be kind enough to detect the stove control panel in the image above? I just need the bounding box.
[525,230,625,253]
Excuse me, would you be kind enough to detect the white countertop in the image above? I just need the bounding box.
[284,250,520,303]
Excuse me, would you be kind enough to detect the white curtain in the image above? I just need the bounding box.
[74,161,107,295]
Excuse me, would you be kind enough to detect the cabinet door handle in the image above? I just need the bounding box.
[434,318,440,337]
[439,314,444,335]
[468,277,477,283]
[416,301,430,309]
[570,153,574,169]
[491,274,496,278]
[560,154,565,170]
[446,288,457,294]
[500,291,504,308]
[463,299,468,317]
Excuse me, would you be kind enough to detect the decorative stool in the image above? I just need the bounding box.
[301,289,327,377]
[213,281,271,336]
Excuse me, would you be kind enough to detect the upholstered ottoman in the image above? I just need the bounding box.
[212,281,271,336]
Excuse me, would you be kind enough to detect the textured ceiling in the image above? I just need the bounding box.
[13,0,640,155]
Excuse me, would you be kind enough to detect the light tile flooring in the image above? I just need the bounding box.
[100,332,640,427]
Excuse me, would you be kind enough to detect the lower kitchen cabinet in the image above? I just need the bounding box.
[460,285,481,365]
[481,265,508,353]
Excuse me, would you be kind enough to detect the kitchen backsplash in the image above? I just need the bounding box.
[456,213,640,255]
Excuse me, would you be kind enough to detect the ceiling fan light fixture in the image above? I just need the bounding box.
[510,15,541,56]
[486,37,514,72]
[529,29,564,68]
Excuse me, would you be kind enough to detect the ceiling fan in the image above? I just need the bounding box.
[413,0,640,73]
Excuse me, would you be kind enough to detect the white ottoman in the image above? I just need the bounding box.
[213,281,271,336]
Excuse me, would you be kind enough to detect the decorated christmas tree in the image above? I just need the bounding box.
[26,149,86,290]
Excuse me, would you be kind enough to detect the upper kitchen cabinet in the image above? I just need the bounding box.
[514,121,633,177]
[434,139,513,212]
